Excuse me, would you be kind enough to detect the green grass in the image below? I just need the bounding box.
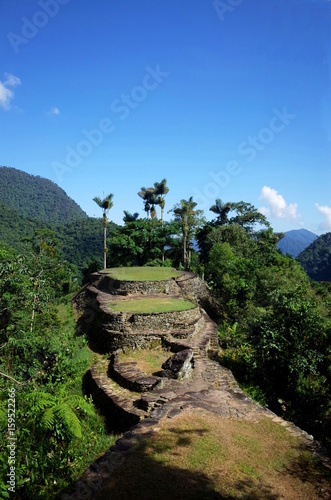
[98,411,331,500]
[104,266,184,281]
[118,348,171,375]
[109,297,196,313]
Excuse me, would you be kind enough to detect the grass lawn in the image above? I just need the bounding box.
[98,410,331,500]
[109,297,196,314]
[104,267,184,281]
[118,348,171,375]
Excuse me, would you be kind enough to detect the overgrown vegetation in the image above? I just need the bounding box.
[0,243,117,498]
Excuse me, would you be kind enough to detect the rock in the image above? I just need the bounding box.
[161,349,193,380]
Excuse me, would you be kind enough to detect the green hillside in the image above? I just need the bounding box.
[0,166,88,224]
[297,232,331,281]
[54,218,118,273]
[0,167,114,277]
[0,201,41,251]
[0,201,116,277]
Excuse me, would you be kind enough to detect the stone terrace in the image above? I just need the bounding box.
[63,269,330,499]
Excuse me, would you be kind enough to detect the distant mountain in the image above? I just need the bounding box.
[0,168,119,278]
[297,232,331,282]
[277,229,318,258]
[0,166,88,224]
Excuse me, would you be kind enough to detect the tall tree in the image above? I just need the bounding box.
[154,178,169,224]
[154,179,169,261]
[93,193,114,269]
[210,198,232,226]
[172,196,202,270]
[229,201,270,233]
[138,187,154,218]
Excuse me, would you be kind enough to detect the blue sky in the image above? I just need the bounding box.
[0,0,330,234]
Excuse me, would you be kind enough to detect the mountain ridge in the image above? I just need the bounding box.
[277,228,318,257]
[0,166,88,224]
[297,232,331,282]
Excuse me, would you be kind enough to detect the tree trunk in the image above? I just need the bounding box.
[161,207,164,263]
[103,213,107,270]
[188,244,191,270]
[183,234,187,270]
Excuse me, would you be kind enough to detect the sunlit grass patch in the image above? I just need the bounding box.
[109,297,196,314]
[104,266,184,281]
[118,348,170,375]
[98,411,331,500]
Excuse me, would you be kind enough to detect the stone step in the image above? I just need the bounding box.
[86,361,149,430]
[110,355,163,393]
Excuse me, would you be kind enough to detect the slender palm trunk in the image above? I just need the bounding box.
[188,242,191,270]
[161,206,165,262]
[183,233,187,270]
[103,213,107,269]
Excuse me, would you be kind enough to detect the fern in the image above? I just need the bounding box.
[0,406,7,431]
[41,407,55,430]
[28,392,56,411]
[54,403,82,438]
[29,391,83,439]
[69,395,95,417]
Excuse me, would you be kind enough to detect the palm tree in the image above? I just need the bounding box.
[138,187,151,218]
[173,196,200,270]
[138,187,159,219]
[154,178,169,225]
[173,200,189,268]
[210,198,232,226]
[123,210,139,223]
[93,193,114,269]
[154,179,169,262]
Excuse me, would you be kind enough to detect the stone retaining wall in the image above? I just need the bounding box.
[125,307,201,332]
[83,366,144,432]
[95,331,165,352]
[89,272,182,296]
[176,275,223,320]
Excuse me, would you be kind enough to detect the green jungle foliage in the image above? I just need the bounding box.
[0,166,87,224]
[198,222,331,448]
[297,232,331,281]
[0,201,41,252]
[108,219,182,268]
[0,200,118,280]
[0,243,116,498]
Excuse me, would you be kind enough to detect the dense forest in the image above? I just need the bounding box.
[297,232,331,282]
[0,167,87,224]
[0,170,330,497]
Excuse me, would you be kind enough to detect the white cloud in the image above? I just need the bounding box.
[315,203,331,230]
[46,106,60,118]
[259,186,298,220]
[51,106,60,116]
[0,73,21,110]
